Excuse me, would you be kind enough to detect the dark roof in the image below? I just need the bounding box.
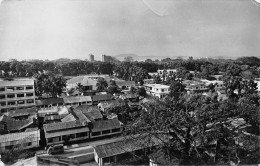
[121,93,139,99]
[72,109,92,124]
[91,94,113,102]
[63,96,92,104]
[0,115,34,131]
[115,81,135,86]
[35,98,64,106]
[44,114,66,121]
[74,105,103,120]
[94,134,164,158]
[43,120,84,132]
[8,107,37,117]
[92,118,121,132]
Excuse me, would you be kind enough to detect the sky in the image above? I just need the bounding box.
[0,0,259,61]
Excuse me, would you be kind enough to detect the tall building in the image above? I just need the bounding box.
[89,54,94,62]
[102,54,106,62]
[0,79,36,113]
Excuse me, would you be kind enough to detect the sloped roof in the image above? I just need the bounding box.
[0,130,40,143]
[115,81,135,86]
[36,98,64,106]
[44,114,66,121]
[12,155,79,166]
[72,109,92,124]
[43,120,84,132]
[92,118,121,132]
[63,96,92,104]
[67,76,97,86]
[8,107,37,118]
[74,105,103,120]
[61,113,77,122]
[92,94,113,102]
[0,115,34,131]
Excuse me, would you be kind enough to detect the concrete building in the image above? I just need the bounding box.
[102,55,106,62]
[183,80,209,94]
[89,54,94,62]
[67,76,98,92]
[0,79,36,113]
[144,84,170,98]
[157,69,177,76]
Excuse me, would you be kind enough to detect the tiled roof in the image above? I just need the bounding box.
[72,109,92,124]
[0,80,34,87]
[43,120,84,132]
[94,134,164,158]
[67,76,97,86]
[61,113,77,122]
[8,107,37,118]
[120,93,139,99]
[35,98,64,106]
[115,81,135,86]
[92,118,121,132]
[74,105,103,120]
[63,96,92,104]
[91,94,113,102]
[0,115,34,131]
[44,114,66,121]
[0,130,40,143]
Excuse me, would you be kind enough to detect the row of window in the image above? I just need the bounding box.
[92,128,121,136]
[0,86,33,92]
[0,99,34,106]
[0,93,34,99]
[47,132,89,143]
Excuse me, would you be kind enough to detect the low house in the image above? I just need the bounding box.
[93,134,164,166]
[35,98,64,108]
[120,93,139,102]
[43,121,89,146]
[0,129,40,152]
[91,94,113,105]
[90,118,122,139]
[144,84,170,99]
[8,107,37,120]
[67,76,98,91]
[63,96,92,106]
[115,81,135,90]
[74,105,103,121]
[97,100,125,113]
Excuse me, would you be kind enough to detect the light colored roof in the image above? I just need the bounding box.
[74,105,103,120]
[43,120,84,132]
[63,96,92,103]
[144,84,169,88]
[61,113,77,122]
[115,81,135,86]
[0,79,34,87]
[67,76,97,86]
[0,130,40,143]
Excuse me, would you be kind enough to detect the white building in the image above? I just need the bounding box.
[144,84,170,98]
[157,69,177,76]
[0,79,36,113]
[67,76,98,91]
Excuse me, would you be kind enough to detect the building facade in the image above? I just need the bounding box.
[89,54,94,62]
[144,84,170,98]
[0,79,36,113]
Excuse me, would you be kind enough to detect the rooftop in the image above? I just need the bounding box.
[144,84,169,88]
[63,96,92,103]
[43,120,84,132]
[0,130,40,143]
[91,94,113,102]
[0,79,34,87]
[92,118,121,132]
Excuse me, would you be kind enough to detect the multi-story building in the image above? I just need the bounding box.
[89,54,94,62]
[0,79,36,113]
[144,84,170,98]
[183,80,209,94]
[157,69,177,76]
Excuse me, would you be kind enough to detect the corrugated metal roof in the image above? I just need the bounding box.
[74,105,103,120]
[36,98,64,106]
[92,119,121,132]
[0,130,40,143]
[63,96,92,104]
[91,94,113,102]
[61,113,77,122]
[115,81,135,86]
[43,120,84,132]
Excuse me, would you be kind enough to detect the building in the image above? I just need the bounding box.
[0,130,40,152]
[67,76,98,91]
[183,80,209,94]
[102,54,106,62]
[43,121,89,146]
[144,84,170,98]
[157,69,177,76]
[91,94,113,105]
[0,79,36,113]
[114,81,135,90]
[63,96,92,106]
[89,54,94,62]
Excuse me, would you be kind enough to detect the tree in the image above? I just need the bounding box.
[76,83,84,93]
[129,94,259,165]
[96,78,108,91]
[169,79,186,99]
[107,80,119,94]
[145,59,153,63]
[124,56,134,62]
[34,72,66,98]
[137,87,146,96]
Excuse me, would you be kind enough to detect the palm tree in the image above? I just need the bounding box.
[96,78,108,91]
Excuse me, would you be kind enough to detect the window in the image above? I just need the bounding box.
[0,94,5,99]
[0,87,5,92]
[76,132,88,138]
[112,128,121,133]
[27,99,34,104]
[16,87,24,90]
[6,87,15,91]
[0,102,6,106]
[52,137,61,142]
[161,89,165,92]
[24,142,32,147]
[17,94,25,98]
[7,94,15,98]
[18,100,25,105]
[26,86,33,90]
[92,131,101,136]
[26,93,34,97]
[1,109,7,113]
[102,130,110,135]
[8,101,16,105]
[70,134,76,139]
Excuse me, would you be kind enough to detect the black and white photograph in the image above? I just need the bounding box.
[0,0,259,165]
